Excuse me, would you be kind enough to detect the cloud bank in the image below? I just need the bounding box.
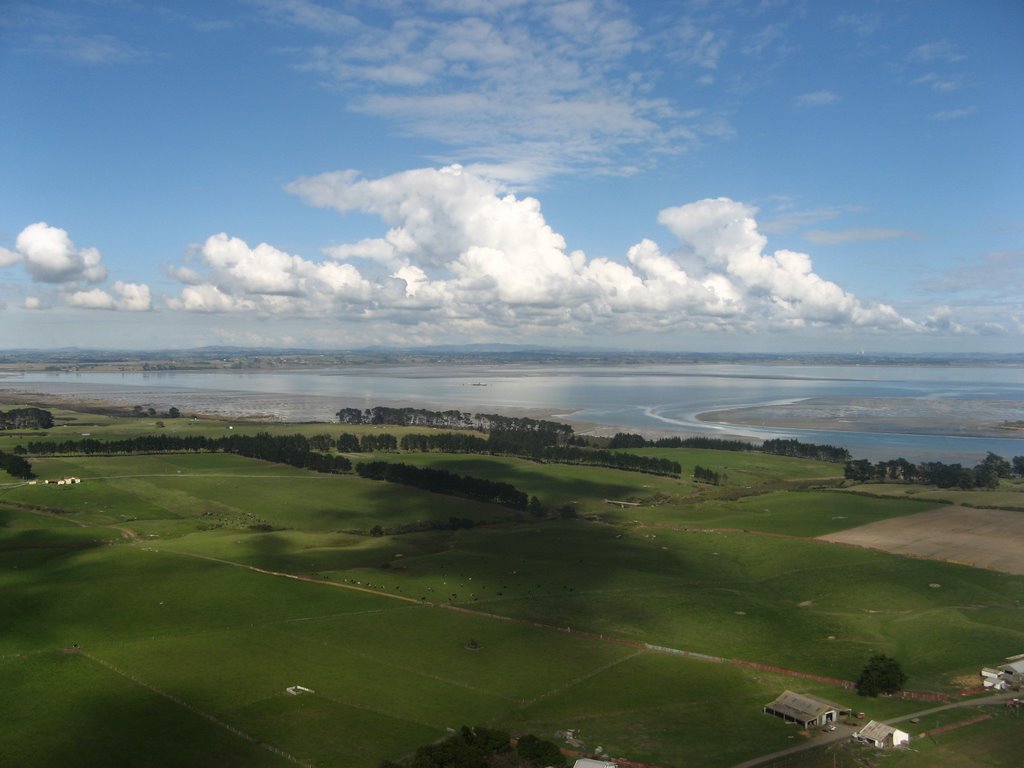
[157,165,914,340]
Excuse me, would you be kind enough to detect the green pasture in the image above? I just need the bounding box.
[366,522,1024,691]
[625,446,845,486]
[642,489,944,536]
[0,652,292,768]
[2,453,517,536]
[2,505,920,768]
[838,481,1024,511]
[4,406,1023,766]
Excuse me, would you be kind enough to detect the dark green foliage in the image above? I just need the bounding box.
[609,432,758,452]
[0,407,54,430]
[360,433,398,452]
[856,654,907,697]
[355,461,529,510]
[337,433,362,452]
[0,449,35,479]
[693,465,722,485]
[846,452,1023,489]
[401,433,489,453]
[761,439,850,463]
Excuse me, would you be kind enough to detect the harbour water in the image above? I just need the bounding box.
[1,363,1022,464]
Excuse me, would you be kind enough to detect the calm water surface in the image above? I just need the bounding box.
[2,363,1022,463]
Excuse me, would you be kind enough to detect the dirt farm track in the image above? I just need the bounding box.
[819,506,1024,576]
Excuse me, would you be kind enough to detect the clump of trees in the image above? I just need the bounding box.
[0,449,34,479]
[0,407,53,430]
[856,654,907,697]
[693,465,723,485]
[379,725,565,768]
[845,451,1022,489]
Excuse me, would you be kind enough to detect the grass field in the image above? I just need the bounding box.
[2,406,1022,767]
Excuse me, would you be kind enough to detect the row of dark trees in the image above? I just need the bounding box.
[355,461,530,511]
[608,432,756,452]
[0,407,54,430]
[0,449,34,479]
[607,432,851,462]
[380,724,564,768]
[845,451,1022,489]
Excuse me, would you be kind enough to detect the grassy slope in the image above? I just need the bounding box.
[2,408,1022,767]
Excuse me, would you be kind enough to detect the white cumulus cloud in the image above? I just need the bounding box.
[166,165,928,338]
[166,232,373,314]
[8,222,107,283]
[67,281,152,311]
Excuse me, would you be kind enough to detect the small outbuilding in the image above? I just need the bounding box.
[763,690,849,729]
[573,760,617,768]
[982,656,1024,690]
[855,720,909,749]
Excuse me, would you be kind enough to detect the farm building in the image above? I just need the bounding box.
[573,760,617,768]
[763,690,849,729]
[982,656,1024,690]
[854,720,909,749]
[46,477,81,485]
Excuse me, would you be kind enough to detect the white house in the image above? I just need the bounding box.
[855,720,910,749]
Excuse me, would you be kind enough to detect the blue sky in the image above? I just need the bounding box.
[1,0,1021,353]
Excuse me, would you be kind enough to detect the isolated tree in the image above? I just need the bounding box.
[856,654,907,697]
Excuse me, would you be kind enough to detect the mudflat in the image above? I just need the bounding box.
[699,396,1024,438]
[819,506,1024,576]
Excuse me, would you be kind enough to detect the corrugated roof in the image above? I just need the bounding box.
[857,720,908,744]
[764,690,847,721]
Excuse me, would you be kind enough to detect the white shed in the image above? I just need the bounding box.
[855,720,909,749]
[573,760,617,768]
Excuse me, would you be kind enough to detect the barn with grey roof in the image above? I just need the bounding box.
[762,690,849,729]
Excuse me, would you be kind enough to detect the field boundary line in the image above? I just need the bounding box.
[77,650,311,767]
[149,548,425,604]
[519,649,645,708]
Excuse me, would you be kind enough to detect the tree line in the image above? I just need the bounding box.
[608,432,851,462]
[355,461,530,511]
[845,451,1023,489]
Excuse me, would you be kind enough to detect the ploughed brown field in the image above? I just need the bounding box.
[819,506,1024,576]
